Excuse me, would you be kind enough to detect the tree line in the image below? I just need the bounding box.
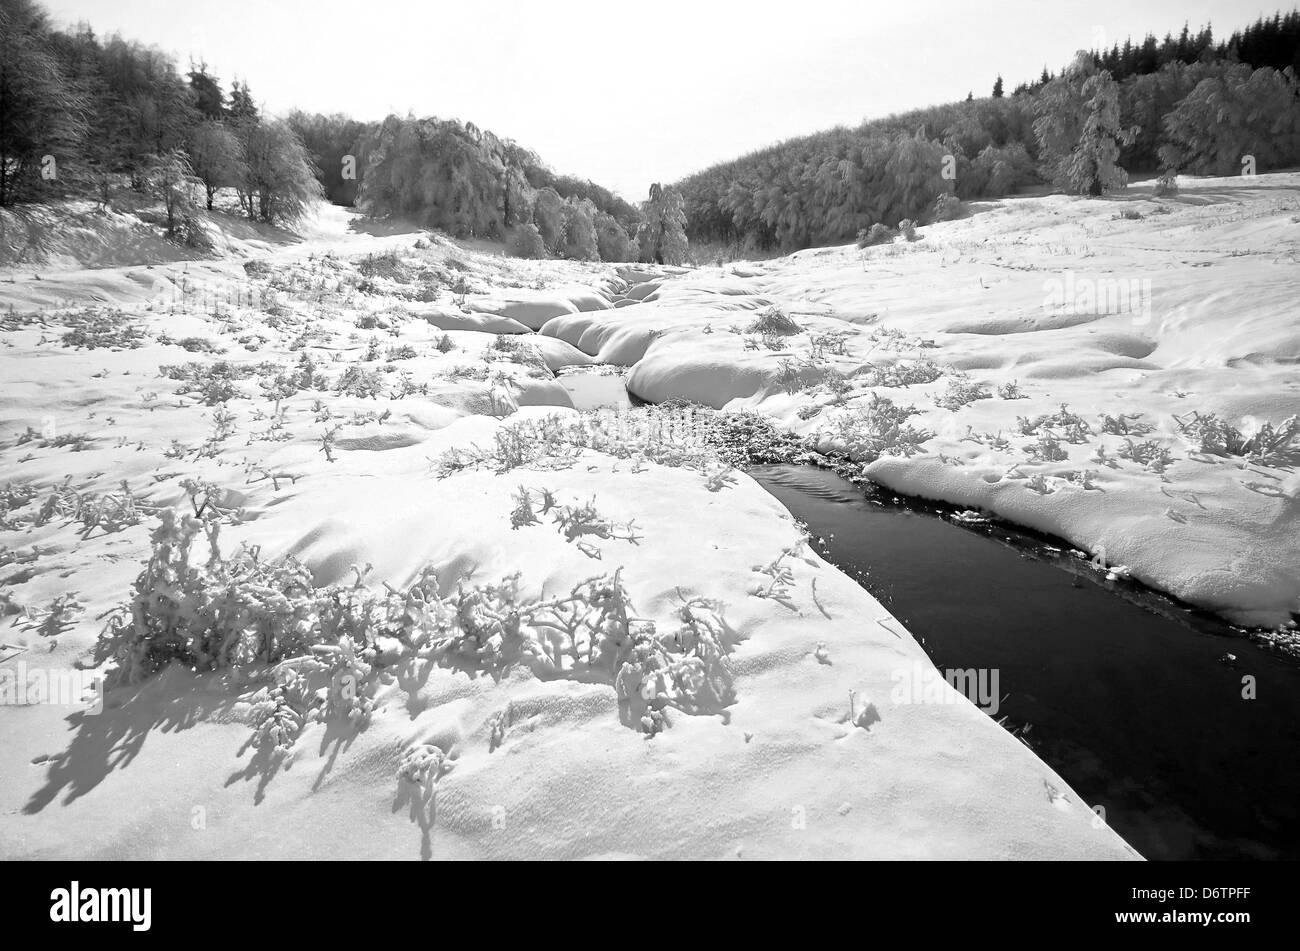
[676,10,1300,253]
[0,0,689,263]
[0,0,321,238]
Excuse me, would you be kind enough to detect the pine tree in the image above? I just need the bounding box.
[992,75,1004,98]
[188,61,224,119]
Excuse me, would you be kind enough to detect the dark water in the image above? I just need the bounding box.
[751,463,1300,861]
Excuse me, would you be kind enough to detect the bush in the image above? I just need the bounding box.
[898,219,919,242]
[856,223,895,248]
[1153,172,1179,197]
[98,504,739,739]
[513,223,546,259]
[745,305,802,336]
[932,192,963,222]
[820,393,933,459]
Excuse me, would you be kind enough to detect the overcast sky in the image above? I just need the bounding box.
[44,0,1276,200]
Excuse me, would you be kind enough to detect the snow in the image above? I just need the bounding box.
[564,176,1300,627]
[4,189,1236,860]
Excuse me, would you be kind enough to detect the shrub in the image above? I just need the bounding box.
[98,507,738,740]
[861,357,944,388]
[856,223,894,248]
[1175,412,1300,467]
[820,393,933,459]
[513,223,546,260]
[932,192,963,222]
[935,377,990,411]
[898,219,919,242]
[1153,173,1179,197]
[745,305,802,336]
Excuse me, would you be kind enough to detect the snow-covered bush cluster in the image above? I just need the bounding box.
[435,408,722,478]
[97,503,739,746]
[819,393,934,459]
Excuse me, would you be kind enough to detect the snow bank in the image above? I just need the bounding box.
[603,174,1300,625]
[0,206,1141,859]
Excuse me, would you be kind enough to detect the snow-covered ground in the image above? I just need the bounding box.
[14,176,1292,860]
[553,174,1300,628]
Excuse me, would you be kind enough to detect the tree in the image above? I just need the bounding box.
[560,197,598,260]
[0,0,86,205]
[187,119,245,209]
[637,183,689,265]
[1158,65,1300,174]
[146,148,197,238]
[595,210,631,261]
[187,61,224,119]
[227,79,258,123]
[1033,52,1137,195]
[993,75,1004,98]
[239,119,320,225]
[513,222,545,259]
[531,186,565,250]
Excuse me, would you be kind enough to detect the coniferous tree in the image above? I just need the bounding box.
[187,61,224,119]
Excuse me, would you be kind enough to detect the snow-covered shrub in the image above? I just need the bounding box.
[1028,430,1069,463]
[807,330,851,359]
[397,744,446,788]
[436,409,720,478]
[250,669,307,752]
[821,393,933,459]
[746,306,802,336]
[856,223,894,248]
[861,357,944,388]
[1153,173,1179,197]
[513,223,546,260]
[1175,412,1300,467]
[100,505,741,745]
[1118,438,1175,473]
[935,376,991,411]
[1099,412,1154,436]
[60,309,148,350]
[334,365,385,398]
[932,192,963,222]
[898,219,919,242]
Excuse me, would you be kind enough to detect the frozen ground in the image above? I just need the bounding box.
[12,176,1291,860]
[552,174,1300,628]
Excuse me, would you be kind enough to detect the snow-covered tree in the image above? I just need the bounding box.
[1158,65,1300,175]
[560,197,598,260]
[637,183,689,265]
[595,210,631,261]
[1033,52,1138,195]
[187,120,245,209]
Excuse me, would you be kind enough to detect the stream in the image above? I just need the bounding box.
[550,338,1300,861]
[752,463,1300,861]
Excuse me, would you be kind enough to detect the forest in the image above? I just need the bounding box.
[676,11,1300,253]
[2,0,1299,262]
[0,0,688,263]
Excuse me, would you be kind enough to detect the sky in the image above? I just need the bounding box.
[44,0,1277,200]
